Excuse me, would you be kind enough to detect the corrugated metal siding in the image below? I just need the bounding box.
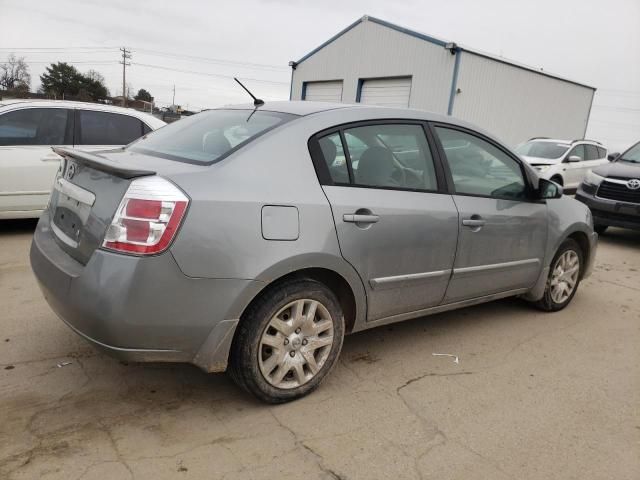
[452,52,594,146]
[303,80,343,102]
[359,77,412,107]
[291,19,454,113]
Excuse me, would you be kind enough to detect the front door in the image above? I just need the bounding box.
[0,107,72,215]
[311,122,459,321]
[432,125,547,303]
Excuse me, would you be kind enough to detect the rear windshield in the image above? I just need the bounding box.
[516,141,569,159]
[129,109,296,164]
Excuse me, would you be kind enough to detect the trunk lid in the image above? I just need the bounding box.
[47,148,156,264]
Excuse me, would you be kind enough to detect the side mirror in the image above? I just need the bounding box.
[607,152,620,162]
[538,178,563,199]
[566,155,581,163]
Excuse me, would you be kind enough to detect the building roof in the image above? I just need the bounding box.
[294,15,595,91]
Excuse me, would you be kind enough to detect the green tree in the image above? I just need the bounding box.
[40,62,83,99]
[134,88,152,102]
[40,63,109,101]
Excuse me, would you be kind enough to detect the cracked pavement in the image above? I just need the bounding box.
[1,219,638,479]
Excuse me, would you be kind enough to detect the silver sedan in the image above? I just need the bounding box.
[30,101,597,402]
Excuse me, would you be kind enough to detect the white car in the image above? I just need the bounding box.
[0,100,165,219]
[516,138,608,191]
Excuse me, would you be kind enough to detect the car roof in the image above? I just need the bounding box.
[528,138,603,146]
[219,100,462,123]
[0,99,164,127]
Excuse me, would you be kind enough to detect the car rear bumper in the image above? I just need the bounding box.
[30,212,259,371]
[576,186,640,231]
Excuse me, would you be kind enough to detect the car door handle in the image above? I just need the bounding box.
[462,219,486,227]
[343,214,380,224]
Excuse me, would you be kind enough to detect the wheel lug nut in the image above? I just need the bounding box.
[295,328,301,334]
[284,339,289,345]
[302,339,308,345]
[290,351,296,357]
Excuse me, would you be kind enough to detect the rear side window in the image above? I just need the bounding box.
[78,110,144,145]
[316,123,438,191]
[584,144,599,160]
[0,108,70,146]
[318,133,349,183]
[129,109,295,164]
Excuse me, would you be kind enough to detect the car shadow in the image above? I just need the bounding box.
[0,218,38,236]
[598,227,640,249]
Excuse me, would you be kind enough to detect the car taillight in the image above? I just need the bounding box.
[102,176,189,255]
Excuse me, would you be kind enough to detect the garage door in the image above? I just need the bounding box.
[303,81,343,102]
[359,77,412,107]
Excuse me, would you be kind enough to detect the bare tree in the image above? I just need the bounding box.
[0,54,31,91]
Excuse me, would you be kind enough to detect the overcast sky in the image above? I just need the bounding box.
[1,0,638,150]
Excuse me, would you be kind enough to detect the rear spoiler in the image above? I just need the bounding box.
[53,147,156,179]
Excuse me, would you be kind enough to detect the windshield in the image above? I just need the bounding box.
[129,109,296,164]
[516,141,569,159]
[620,142,640,163]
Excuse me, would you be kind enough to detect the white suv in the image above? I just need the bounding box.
[516,138,608,191]
[0,100,165,219]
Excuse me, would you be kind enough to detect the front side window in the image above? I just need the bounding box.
[436,127,527,200]
[0,108,69,146]
[597,146,607,158]
[78,110,144,145]
[339,124,438,190]
[130,109,295,164]
[516,141,569,159]
[567,144,585,161]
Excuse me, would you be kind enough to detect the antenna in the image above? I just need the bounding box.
[234,77,264,107]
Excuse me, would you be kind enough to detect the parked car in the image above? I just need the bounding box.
[30,102,597,403]
[516,138,608,191]
[575,140,640,234]
[0,100,165,219]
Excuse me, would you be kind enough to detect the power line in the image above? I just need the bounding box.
[130,62,289,86]
[133,48,288,71]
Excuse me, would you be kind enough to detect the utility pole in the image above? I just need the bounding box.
[119,47,131,107]
[172,84,176,107]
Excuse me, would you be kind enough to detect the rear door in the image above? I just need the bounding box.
[310,121,458,322]
[75,109,149,151]
[0,107,72,215]
[431,124,547,303]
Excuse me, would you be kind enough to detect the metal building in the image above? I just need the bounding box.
[289,16,596,147]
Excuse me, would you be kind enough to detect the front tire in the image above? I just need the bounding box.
[534,238,583,312]
[228,279,344,403]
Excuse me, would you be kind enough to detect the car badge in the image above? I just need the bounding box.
[626,179,640,190]
[65,162,77,180]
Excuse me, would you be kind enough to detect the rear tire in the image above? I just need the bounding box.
[228,278,344,403]
[534,238,583,312]
[594,224,608,235]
